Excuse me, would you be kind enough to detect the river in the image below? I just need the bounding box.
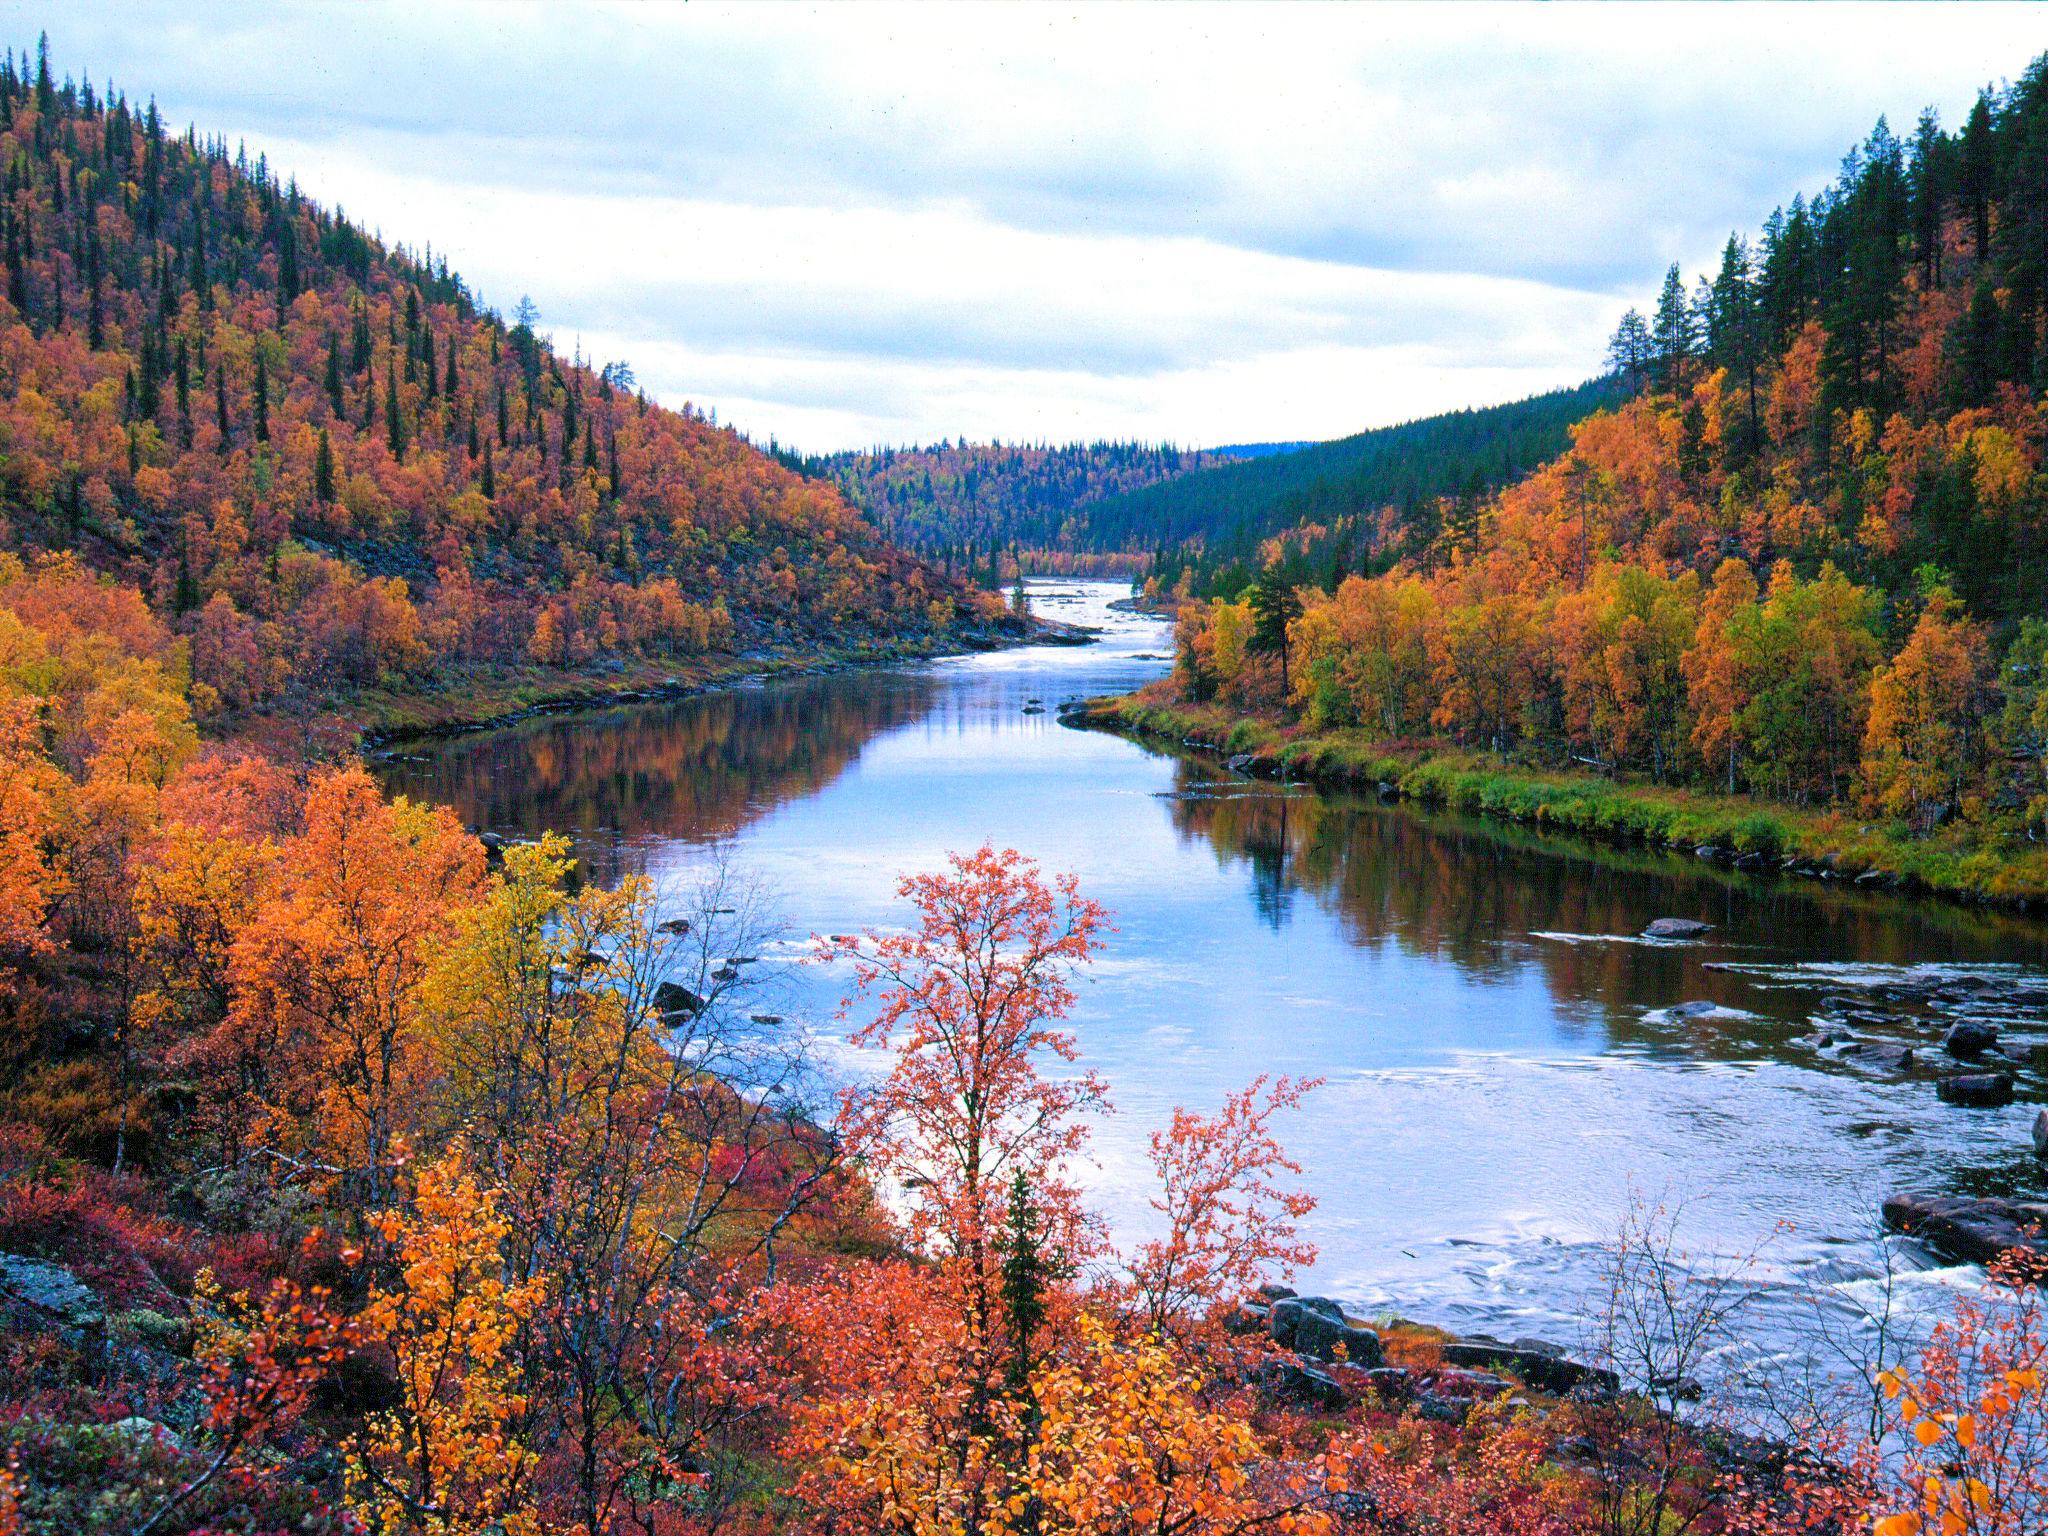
[376,578,2048,1397]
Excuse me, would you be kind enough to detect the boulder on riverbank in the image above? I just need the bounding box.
[1441,1336,1620,1397]
[1642,918,1713,940]
[1882,1193,2048,1265]
[1292,1309,1384,1367]
[1936,1072,2015,1107]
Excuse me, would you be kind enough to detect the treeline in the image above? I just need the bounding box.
[0,40,983,719]
[1167,57,2048,849]
[1131,377,1627,597]
[798,438,1232,578]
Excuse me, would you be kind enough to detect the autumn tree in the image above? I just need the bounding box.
[227,768,484,1208]
[1863,587,1991,828]
[349,1147,546,1536]
[1123,1075,1318,1340]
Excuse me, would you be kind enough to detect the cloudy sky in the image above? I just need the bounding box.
[11,3,2045,451]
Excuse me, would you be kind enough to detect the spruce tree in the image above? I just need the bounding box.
[385,361,404,456]
[314,427,334,501]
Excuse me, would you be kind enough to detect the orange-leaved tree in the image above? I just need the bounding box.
[1125,1074,1319,1341]
[1027,1313,1342,1536]
[349,1146,547,1536]
[1869,1255,2048,1536]
[793,844,1108,1534]
[825,842,1109,1340]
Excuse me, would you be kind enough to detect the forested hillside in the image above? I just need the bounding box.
[1133,377,1627,596]
[1162,58,2048,878]
[798,438,1234,577]
[0,43,988,726]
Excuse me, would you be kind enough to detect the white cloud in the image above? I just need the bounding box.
[9,1,2046,448]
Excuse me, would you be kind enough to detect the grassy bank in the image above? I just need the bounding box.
[1074,689,2048,911]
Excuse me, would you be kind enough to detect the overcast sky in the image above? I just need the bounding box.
[11,3,2046,451]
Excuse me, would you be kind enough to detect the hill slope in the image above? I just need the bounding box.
[797,439,1236,577]
[1106,377,1628,594]
[1154,55,2048,865]
[0,47,989,722]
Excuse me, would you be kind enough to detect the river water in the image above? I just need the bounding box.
[377,579,2048,1393]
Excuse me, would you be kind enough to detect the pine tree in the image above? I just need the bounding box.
[1606,308,1653,393]
[386,360,404,457]
[480,437,495,499]
[1960,89,1996,263]
[1652,263,1697,392]
[324,330,343,416]
[253,350,269,442]
[214,361,229,449]
[314,427,334,502]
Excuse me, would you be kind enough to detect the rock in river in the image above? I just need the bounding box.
[1642,918,1713,940]
[1837,1041,1915,1074]
[1883,1194,2048,1265]
[2035,1107,2048,1159]
[1944,1020,2001,1060]
[1937,1072,2015,1107]
[655,981,705,1018]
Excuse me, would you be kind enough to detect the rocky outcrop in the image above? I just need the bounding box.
[1882,1194,2048,1265]
[0,1252,104,1335]
[1440,1336,1619,1397]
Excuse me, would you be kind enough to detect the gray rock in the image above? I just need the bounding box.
[656,917,691,936]
[1292,1310,1384,1367]
[1224,1302,1270,1337]
[1440,1338,1619,1397]
[107,1417,182,1450]
[1360,1366,1413,1399]
[1642,918,1713,940]
[0,1252,103,1333]
[1665,1000,1724,1020]
[1267,1295,1343,1349]
[654,981,706,1018]
[2034,1107,2048,1160]
[1883,1193,2048,1265]
[1257,1358,1346,1410]
[1937,1073,2015,1108]
[1945,1020,2001,1060]
[1839,1041,1915,1074]
[1428,1367,1517,1398]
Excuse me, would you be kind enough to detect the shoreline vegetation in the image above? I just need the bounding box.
[347,610,1084,748]
[1070,684,2048,912]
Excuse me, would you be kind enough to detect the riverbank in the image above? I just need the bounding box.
[214,614,1086,757]
[1068,688,2048,911]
